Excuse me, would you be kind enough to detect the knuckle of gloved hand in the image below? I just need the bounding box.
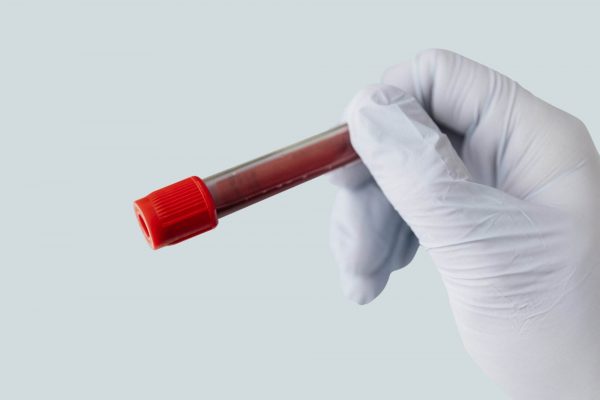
[415,48,456,71]
[565,113,590,137]
[348,84,409,112]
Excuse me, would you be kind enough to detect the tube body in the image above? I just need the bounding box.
[205,124,357,217]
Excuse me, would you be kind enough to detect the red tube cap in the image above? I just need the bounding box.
[134,176,218,249]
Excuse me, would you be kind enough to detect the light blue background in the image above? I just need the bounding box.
[1,1,598,398]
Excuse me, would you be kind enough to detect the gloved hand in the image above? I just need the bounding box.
[329,49,600,399]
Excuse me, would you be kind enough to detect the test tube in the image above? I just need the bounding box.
[134,124,358,249]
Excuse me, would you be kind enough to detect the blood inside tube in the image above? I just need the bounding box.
[204,124,358,218]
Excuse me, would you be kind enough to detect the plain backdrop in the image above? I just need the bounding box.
[1,1,599,399]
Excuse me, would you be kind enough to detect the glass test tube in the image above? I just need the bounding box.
[134,124,358,249]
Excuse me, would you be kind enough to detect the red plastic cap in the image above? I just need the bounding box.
[134,176,218,249]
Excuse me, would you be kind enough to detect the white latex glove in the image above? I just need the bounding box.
[330,49,600,399]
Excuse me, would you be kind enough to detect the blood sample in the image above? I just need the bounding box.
[134,124,358,249]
